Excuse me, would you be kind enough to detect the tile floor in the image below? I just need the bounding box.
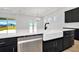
[64,40,79,52]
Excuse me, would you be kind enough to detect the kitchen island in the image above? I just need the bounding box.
[0,30,43,52]
[0,29,75,52]
[43,29,75,52]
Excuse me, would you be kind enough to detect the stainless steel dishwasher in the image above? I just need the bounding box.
[18,35,43,52]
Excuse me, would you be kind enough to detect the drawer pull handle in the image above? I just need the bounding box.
[0,42,5,45]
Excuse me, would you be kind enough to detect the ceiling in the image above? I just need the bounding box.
[0,7,63,17]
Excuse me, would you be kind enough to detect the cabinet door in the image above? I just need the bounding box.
[75,29,79,40]
[0,37,17,47]
[43,38,63,52]
[55,38,63,52]
[65,10,72,23]
[65,7,79,23]
[63,36,74,50]
[0,45,17,52]
[63,31,74,50]
[63,37,70,49]
[43,40,56,52]
[0,37,17,52]
[68,37,74,46]
[71,8,79,22]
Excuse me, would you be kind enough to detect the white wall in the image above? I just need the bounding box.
[45,7,79,28]
[16,14,35,30]
[16,15,43,30]
[0,7,78,32]
[0,12,43,31]
[43,8,64,31]
[43,8,64,41]
[43,7,79,31]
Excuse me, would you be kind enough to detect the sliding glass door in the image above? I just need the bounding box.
[0,18,7,34]
[0,17,16,34]
[7,18,16,33]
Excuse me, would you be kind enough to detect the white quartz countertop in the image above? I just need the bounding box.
[64,27,79,29]
[0,30,43,39]
[65,26,79,28]
[16,30,43,36]
[43,29,75,41]
[0,29,75,39]
[63,29,75,31]
[43,31,63,41]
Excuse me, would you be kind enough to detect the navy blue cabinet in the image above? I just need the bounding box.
[74,29,79,40]
[65,7,79,23]
[63,30,74,50]
[0,45,17,52]
[43,38,63,52]
[43,30,74,52]
[0,37,17,52]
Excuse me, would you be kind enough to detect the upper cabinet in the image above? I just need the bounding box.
[65,7,79,23]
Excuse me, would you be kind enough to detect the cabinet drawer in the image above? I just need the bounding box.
[0,37,17,47]
[64,31,74,35]
[64,32,74,38]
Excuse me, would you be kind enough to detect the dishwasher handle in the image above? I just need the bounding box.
[18,38,42,44]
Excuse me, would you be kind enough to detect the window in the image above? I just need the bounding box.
[0,17,16,34]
